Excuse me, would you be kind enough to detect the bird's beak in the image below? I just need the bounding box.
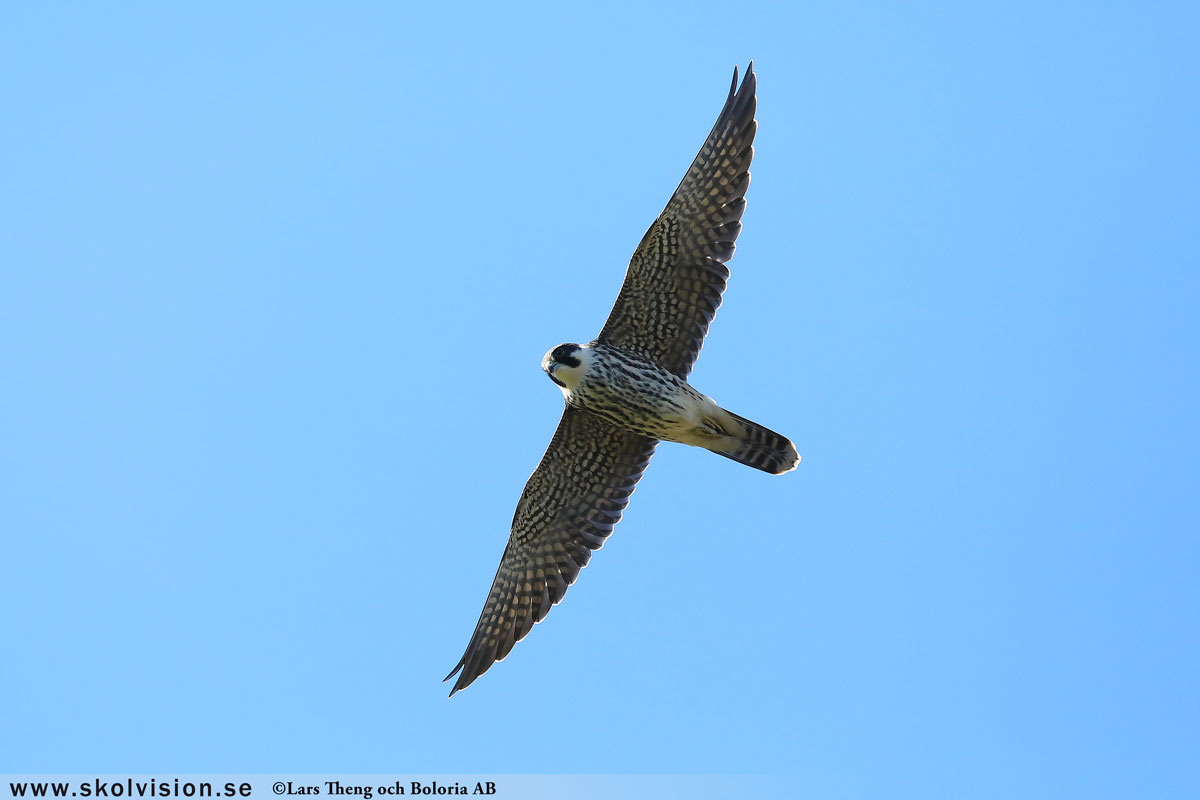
[546,362,558,374]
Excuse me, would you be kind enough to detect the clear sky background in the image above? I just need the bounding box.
[2,2,1197,796]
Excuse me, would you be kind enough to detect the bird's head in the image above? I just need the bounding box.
[542,343,590,392]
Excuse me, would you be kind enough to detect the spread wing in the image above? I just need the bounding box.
[444,407,657,696]
[597,63,757,378]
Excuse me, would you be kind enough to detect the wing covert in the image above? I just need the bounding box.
[444,407,657,695]
[598,63,757,377]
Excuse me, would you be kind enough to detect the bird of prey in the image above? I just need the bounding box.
[444,62,797,696]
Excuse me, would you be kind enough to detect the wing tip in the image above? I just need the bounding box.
[728,61,756,100]
[738,61,755,89]
[734,61,756,114]
[711,63,756,134]
[443,660,465,697]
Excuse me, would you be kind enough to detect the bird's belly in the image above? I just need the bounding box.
[571,365,707,442]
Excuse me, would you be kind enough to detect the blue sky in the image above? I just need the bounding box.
[2,1,1197,796]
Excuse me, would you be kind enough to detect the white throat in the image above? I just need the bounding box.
[545,345,593,395]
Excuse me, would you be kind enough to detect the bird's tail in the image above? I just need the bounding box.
[706,409,799,475]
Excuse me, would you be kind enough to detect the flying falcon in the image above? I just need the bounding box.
[444,63,797,696]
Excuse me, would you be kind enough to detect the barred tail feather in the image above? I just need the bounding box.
[710,410,799,475]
